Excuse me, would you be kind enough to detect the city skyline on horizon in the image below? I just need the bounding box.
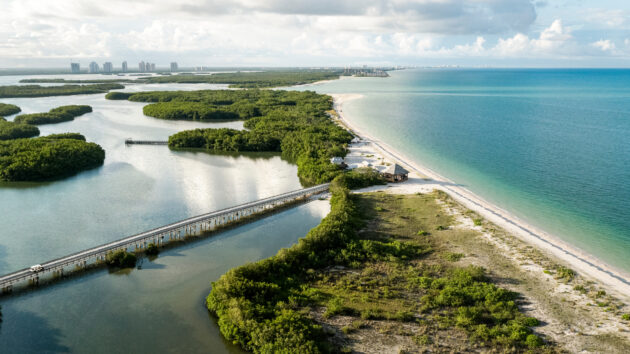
[1,0,629,68]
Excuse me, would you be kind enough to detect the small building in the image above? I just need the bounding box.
[381,164,409,183]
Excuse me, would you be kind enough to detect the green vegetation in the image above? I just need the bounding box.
[159,90,352,185]
[0,135,105,181]
[622,314,630,321]
[0,83,124,98]
[0,120,40,141]
[14,105,92,125]
[20,78,132,84]
[105,91,134,100]
[44,133,86,141]
[140,71,340,88]
[207,186,545,353]
[555,266,575,282]
[0,103,21,116]
[105,250,137,268]
[145,243,159,256]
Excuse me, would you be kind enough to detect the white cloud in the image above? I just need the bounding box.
[493,19,573,56]
[586,9,630,28]
[0,1,629,66]
[592,39,616,52]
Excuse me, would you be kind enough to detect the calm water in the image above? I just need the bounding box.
[0,75,327,352]
[300,69,630,273]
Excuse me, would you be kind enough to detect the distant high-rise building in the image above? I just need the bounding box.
[103,62,113,73]
[88,61,99,73]
[121,61,128,72]
[170,62,178,72]
[139,61,146,72]
[150,63,156,71]
[70,62,80,73]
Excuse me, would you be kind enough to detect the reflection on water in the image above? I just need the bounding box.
[0,200,329,353]
[0,75,321,353]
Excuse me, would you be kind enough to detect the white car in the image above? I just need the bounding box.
[30,264,44,273]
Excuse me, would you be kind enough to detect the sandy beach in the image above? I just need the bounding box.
[331,93,630,303]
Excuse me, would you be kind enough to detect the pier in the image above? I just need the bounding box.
[0,183,329,294]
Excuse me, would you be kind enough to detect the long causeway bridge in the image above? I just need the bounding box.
[0,183,329,294]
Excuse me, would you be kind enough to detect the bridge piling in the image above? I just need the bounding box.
[0,183,330,295]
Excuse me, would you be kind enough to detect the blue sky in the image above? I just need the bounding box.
[1,0,629,68]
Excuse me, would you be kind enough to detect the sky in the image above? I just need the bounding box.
[0,0,629,68]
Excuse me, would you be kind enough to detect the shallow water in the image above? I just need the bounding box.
[296,69,630,273]
[0,75,322,352]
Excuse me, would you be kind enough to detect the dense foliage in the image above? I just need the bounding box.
[140,71,340,88]
[0,83,124,98]
[105,92,134,100]
[154,90,351,184]
[0,120,40,141]
[144,102,242,121]
[20,78,132,83]
[105,250,137,268]
[207,184,544,353]
[45,133,86,141]
[0,136,105,181]
[0,103,21,116]
[14,105,92,125]
[145,243,159,256]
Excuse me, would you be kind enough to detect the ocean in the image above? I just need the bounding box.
[301,69,630,273]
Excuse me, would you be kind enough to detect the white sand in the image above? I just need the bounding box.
[331,93,630,302]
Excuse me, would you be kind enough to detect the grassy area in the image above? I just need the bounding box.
[207,188,548,353]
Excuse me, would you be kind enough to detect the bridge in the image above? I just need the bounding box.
[125,138,168,145]
[0,183,330,294]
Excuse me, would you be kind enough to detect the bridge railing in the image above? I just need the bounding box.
[0,183,329,290]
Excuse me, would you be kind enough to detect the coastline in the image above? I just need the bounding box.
[331,92,630,302]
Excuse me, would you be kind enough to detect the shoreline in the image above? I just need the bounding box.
[331,92,630,302]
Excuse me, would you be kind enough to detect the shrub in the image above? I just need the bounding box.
[417,230,430,236]
[0,83,124,98]
[0,136,105,181]
[145,243,159,256]
[105,250,137,268]
[413,334,432,345]
[622,314,630,321]
[105,91,134,100]
[555,266,575,282]
[324,297,346,318]
[473,218,483,226]
[0,103,21,116]
[525,334,543,348]
[0,120,39,140]
[443,252,464,262]
[14,105,92,125]
[45,133,86,141]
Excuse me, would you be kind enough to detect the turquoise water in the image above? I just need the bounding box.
[300,69,630,273]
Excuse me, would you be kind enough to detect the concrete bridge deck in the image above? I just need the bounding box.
[0,183,329,294]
